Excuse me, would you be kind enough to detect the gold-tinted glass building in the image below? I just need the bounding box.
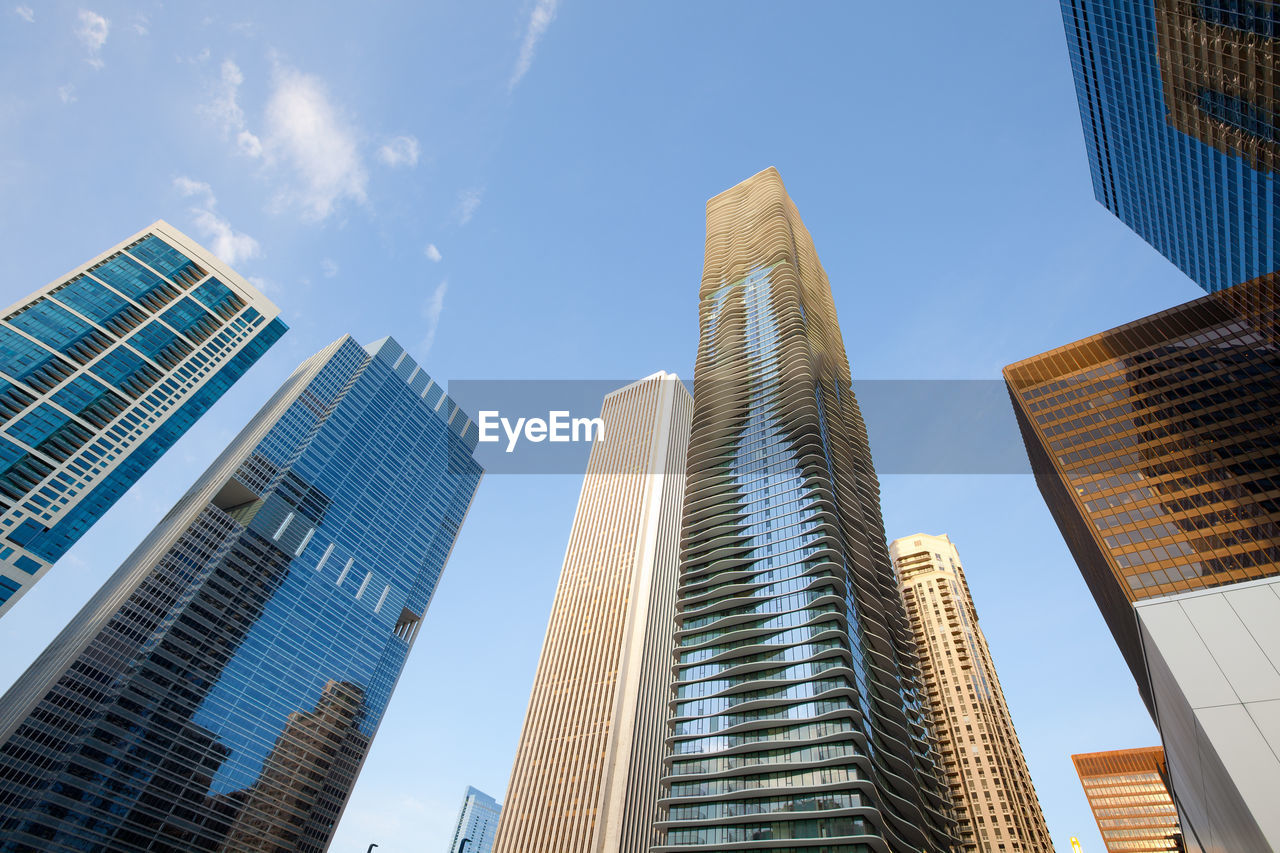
[1003,273,1280,708]
[493,372,691,853]
[1155,0,1279,174]
[1071,747,1182,852]
[890,534,1054,853]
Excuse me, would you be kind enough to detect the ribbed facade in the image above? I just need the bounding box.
[1071,748,1182,852]
[493,373,691,853]
[0,335,482,852]
[654,168,958,853]
[889,534,1053,853]
[0,220,285,617]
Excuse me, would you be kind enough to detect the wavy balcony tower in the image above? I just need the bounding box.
[653,169,959,852]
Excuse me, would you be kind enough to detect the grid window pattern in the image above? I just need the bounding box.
[653,169,958,853]
[891,534,1054,853]
[1072,748,1182,852]
[0,335,482,852]
[449,787,502,853]
[1004,272,1280,708]
[0,222,285,619]
[1060,0,1278,292]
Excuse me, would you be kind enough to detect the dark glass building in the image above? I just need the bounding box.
[0,221,285,617]
[653,169,958,852]
[1059,0,1278,292]
[0,335,482,852]
[1003,272,1280,708]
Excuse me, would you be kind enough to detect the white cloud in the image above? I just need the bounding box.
[76,10,109,69]
[131,14,148,36]
[455,188,483,226]
[173,176,262,265]
[421,280,448,353]
[377,135,420,168]
[321,258,339,278]
[424,243,442,263]
[58,85,77,104]
[200,58,368,222]
[247,274,278,295]
[14,6,33,23]
[237,129,263,157]
[510,0,559,90]
[261,64,368,221]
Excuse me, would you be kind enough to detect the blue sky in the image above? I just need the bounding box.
[0,2,1210,851]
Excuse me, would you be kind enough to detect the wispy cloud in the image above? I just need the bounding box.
[75,10,109,69]
[321,258,339,278]
[58,85,76,104]
[202,59,264,156]
[377,135,419,168]
[173,176,262,265]
[455,188,483,226]
[510,0,559,90]
[14,5,33,23]
[203,60,245,132]
[421,280,448,353]
[131,14,148,36]
[424,243,442,263]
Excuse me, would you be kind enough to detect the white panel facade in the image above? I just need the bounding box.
[1137,578,1280,853]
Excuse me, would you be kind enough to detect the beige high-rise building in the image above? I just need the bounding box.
[890,533,1054,853]
[492,372,691,853]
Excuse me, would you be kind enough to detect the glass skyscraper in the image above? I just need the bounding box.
[449,786,502,853]
[0,335,482,852]
[1071,748,1182,853]
[1059,0,1278,292]
[1004,274,1280,849]
[0,221,285,617]
[653,169,957,852]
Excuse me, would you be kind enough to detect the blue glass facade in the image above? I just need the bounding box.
[0,335,482,852]
[0,222,286,616]
[449,786,502,853]
[1060,0,1278,292]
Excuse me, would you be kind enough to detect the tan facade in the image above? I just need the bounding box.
[492,372,691,853]
[890,534,1054,853]
[1072,748,1182,852]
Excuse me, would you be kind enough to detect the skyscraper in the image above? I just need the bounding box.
[449,786,503,853]
[493,372,691,853]
[1004,273,1280,850]
[0,335,482,852]
[1059,0,1278,292]
[0,221,285,617]
[653,169,958,852]
[890,534,1054,853]
[1071,748,1182,853]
